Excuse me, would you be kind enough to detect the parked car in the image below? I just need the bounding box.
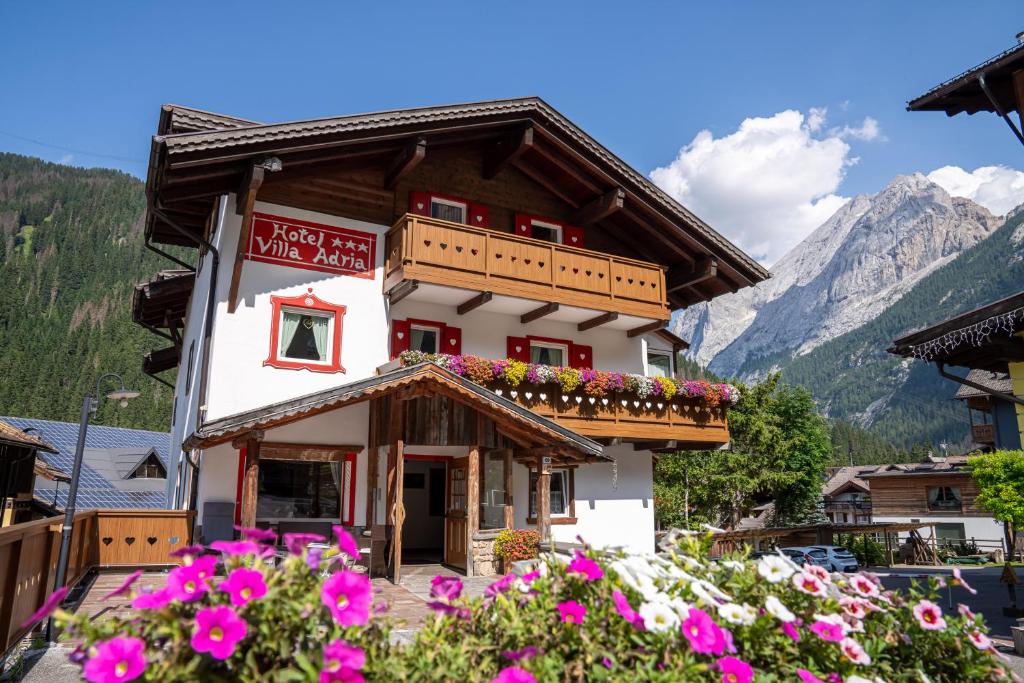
[782,546,829,568]
[811,545,860,572]
[749,549,808,567]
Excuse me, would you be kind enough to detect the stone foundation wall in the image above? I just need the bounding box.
[471,530,503,576]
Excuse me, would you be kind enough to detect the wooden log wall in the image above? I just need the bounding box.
[869,474,984,517]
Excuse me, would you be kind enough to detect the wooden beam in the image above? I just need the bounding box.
[521,302,559,324]
[240,437,261,529]
[666,256,717,294]
[535,452,551,543]
[259,442,364,461]
[632,440,678,452]
[457,291,492,315]
[230,430,265,449]
[387,279,418,305]
[503,449,514,530]
[572,187,625,225]
[483,126,534,179]
[384,137,426,189]
[227,164,266,314]
[467,444,480,576]
[578,311,618,332]
[627,321,666,338]
[511,159,581,207]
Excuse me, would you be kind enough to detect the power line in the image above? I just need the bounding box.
[0,129,145,164]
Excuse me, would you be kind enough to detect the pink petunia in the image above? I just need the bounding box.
[849,574,880,598]
[958,603,977,621]
[430,575,463,602]
[236,525,278,543]
[792,572,826,596]
[912,600,947,631]
[781,621,801,642]
[166,563,210,603]
[82,636,146,683]
[190,554,219,579]
[491,666,537,683]
[839,637,871,665]
[210,540,260,557]
[796,670,825,683]
[501,646,539,662]
[102,570,143,601]
[967,629,992,650]
[839,596,869,620]
[716,656,753,683]
[284,532,326,555]
[131,587,172,610]
[321,571,372,626]
[809,619,844,642]
[20,586,68,628]
[557,600,586,625]
[681,608,727,655]
[485,573,516,598]
[332,526,361,560]
[220,567,267,607]
[952,567,978,595]
[611,590,644,629]
[191,606,247,661]
[804,565,831,583]
[320,640,365,683]
[566,550,604,582]
[168,544,206,559]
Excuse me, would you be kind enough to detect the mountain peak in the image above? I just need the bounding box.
[885,172,932,191]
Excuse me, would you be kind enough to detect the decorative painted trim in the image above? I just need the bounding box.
[264,288,347,373]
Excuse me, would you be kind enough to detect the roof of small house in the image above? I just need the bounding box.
[954,369,1015,399]
[822,466,875,497]
[861,455,971,479]
[0,419,56,452]
[908,40,1024,116]
[1,417,170,510]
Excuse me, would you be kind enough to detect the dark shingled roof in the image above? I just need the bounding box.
[954,369,1014,399]
[0,418,56,452]
[908,40,1024,116]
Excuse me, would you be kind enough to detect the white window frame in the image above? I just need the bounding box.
[277,305,336,366]
[530,219,563,244]
[529,340,569,367]
[409,323,442,354]
[646,348,674,378]
[529,468,571,519]
[430,197,467,224]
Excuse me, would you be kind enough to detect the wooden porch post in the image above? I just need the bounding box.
[503,449,514,530]
[239,433,263,529]
[385,396,405,582]
[467,446,480,577]
[536,452,551,544]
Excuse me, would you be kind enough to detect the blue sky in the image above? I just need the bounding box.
[2,1,1022,262]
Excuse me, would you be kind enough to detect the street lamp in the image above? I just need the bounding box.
[48,373,139,641]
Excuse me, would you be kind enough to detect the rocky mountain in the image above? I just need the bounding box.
[674,174,1003,377]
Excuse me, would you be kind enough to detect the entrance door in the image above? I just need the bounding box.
[445,456,468,569]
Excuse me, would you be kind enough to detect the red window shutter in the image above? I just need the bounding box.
[390,319,411,360]
[409,191,431,217]
[569,343,593,369]
[563,225,584,248]
[468,203,490,228]
[514,213,533,239]
[507,336,530,362]
[442,325,462,354]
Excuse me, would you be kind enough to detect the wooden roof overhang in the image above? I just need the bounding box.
[145,99,768,310]
[132,269,195,331]
[0,420,57,453]
[184,363,606,463]
[888,291,1024,372]
[908,41,1024,116]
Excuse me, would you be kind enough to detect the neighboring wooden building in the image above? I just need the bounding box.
[0,419,57,526]
[135,98,767,579]
[821,466,873,525]
[954,369,1022,451]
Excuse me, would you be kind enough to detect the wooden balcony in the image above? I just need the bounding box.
[384,214,670,327]
[485,383,729,446]
[971,423,995,444]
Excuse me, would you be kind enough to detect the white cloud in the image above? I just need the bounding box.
[650,108,879,265]
[926,165,1024,215]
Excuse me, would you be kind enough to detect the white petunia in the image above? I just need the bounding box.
[667,596,691,619]
[722,560,745,572]
[758,554,796,583]
[718,602,757,626]
[764,595,796,623]
[639,600,681,632]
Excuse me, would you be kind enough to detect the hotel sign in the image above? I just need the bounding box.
[245,212,376,279]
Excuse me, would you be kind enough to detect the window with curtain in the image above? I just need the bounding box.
[647,350,672,378]
[410,325,439,353]
[529,469,571,518]
[479,451,508,530]
[279,308,332,363]
[430,198,466,223]
[530,342,566,367]
[257,460,340,519]
[927,486,962,511]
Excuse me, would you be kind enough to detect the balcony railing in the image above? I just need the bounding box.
[384,214,670,322]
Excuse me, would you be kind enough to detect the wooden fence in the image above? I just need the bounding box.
[0,509,193,654]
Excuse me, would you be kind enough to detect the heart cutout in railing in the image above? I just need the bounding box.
[524,258,531,265]
[496,253,503,259]
[455,245,463,253]
[511,256,518,262]
[147,537,157,545]
[628,278,634,284]
[471,249,478,256]
[424,240,431,247]
[599,273,605,278]
[572,268,579,274]
[585,270,592,276]
[538,261,545,268]
[125,537,136,546]
[615,276,622,282]
[440,242,448,250]
[169,536,179,545]
[102,537,113,546]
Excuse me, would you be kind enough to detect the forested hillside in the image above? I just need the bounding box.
[0,153,177,430]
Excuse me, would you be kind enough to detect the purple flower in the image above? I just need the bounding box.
[520,570,540,584]
[430,575,463,601]
[131,587,172,610]
[307,546,325,570]
[166,564,210,603]
[82,636,146,683]
[557,600,586,624]
[485,573,516,598]
[716,656,753,683]
[284,532,326,555]
[809,619,844,642]
[602,656,614,669]
[220,567,267,607]
[332,525,361,559]
[612,590,644,629]
[191,606,247,660]
[797,670,825,683]
[681,608,726,655]
[189,554,219,580]
[168,545,206,559]
[566,550,604,582]
[210,540,260,557]
[20,586,68,628]
[427,601,471,619]
[321,570,372,626]
[236,525,278,543]
[101,570,143,601]
[320,640,365,683]
[501,646,539,662]
[781,621,801,642]
[491,667,536,683]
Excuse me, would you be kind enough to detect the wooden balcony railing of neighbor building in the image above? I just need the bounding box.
[484,384,729,446]
[384,214,670,322]
[0,509,193,655]
[971,423,995,445]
